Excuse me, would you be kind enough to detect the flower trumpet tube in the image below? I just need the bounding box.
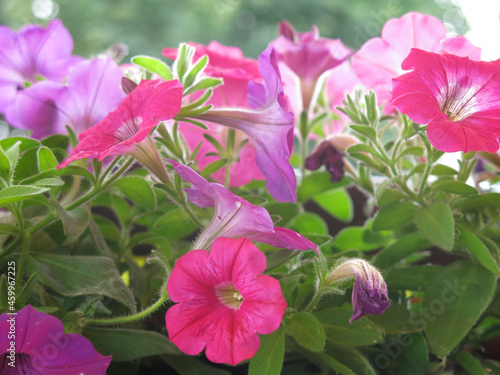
[189,46,297,203]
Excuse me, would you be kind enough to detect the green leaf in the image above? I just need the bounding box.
[51,200,89,236]
[13,148,39,181]
[450,350,487,375]
[325,342,376,375]
[0,137,40,153]
[0,146,12,183]
[424,261,496,357]
[414,202,454,251]
[154,207,189,227]
[132,55,173,80]
[332,226,391,252]
[316,353,356,375]
[372,232,431,268]
[372,201,417,231]
[347,143,381,157]
[401,332,430,372]
[114,176,156,210]
[0,185,50,207]
[453,193,500,211]
[248,328,285,375]
[27,254,136,310]
[399,146,424,157]
[84,328,180,361]
[431,164,458,175]
[430,180,477,195]
[183,55,208,88]
[183,77,223,95]
[200,158,227,179]
[385,265,441,290]
[290,212,328,235]
[37,146,58,172]
[41,134,70,150]
[298,172,349,203]
[314,188,353,222]
[349,125,377,142]
[284,312,326,352]
[316,308,384,346]
[30,177,64,187]
[369,303,425,333]
[457,225,500,275]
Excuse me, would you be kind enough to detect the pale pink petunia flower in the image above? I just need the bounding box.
[391,48,500,153]
[351,12,481,113]
[166,237,287,366]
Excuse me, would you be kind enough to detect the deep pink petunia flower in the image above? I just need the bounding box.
[271,20,352,111]
[325,259,391,323]
[57,79,183,179]
[351,12,481,113]
[163,41,265,187]
[166,237,287,366]
[0,19,81,121]
[0,305,111,374]
[11,57,125,138]
[391,48,500,153]
[195,46,297,203]
[169,160,317,252]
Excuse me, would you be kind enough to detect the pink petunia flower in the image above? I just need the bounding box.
[166,237,287,365]
[351,12,481,113]
[195,45,297,203]
[169,160,317,252]
[391,48,500,153]
[10,57,125,138]
[0,19,81,123]
[57,79,183,181]
[163,41,265,187]
[271,20,352,111]
[0,305,111,374]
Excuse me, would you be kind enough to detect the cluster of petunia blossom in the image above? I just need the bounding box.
[4,8,500,370]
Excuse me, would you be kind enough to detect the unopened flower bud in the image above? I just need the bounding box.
[305,135,358,182]
[324,258,391,323]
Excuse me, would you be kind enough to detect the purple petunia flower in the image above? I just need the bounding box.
[0,19,81,124]
[169,160,317,253]
[11,57,125,138]
[0,305,111,374]
[325,259,391,323]
[194,46,297,203]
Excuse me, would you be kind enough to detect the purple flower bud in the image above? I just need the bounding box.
[325,259,391,323]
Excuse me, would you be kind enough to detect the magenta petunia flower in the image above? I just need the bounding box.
[169,160,317,252]
[271,20,352,110]
[391,48,500,153]
[0,19,81,121]
[10,57,125,138]
[166,237,287,365]
[351,12,481,113]
[0,305,111,374]
[163,41,265,187]
[195,45,297,203]
[58,79,183,179]
[325,259,391,323]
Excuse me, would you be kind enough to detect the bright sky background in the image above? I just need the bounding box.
[459,0,500,60]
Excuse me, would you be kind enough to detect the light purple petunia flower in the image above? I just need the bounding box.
[11,57,125,138]
[271,20,352,110]
[0,19,81,123]
[195,46,297,203]
[0,305,111,374]
[325,259,391,323]
[169,160,317,252]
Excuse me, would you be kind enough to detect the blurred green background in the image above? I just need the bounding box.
[0,0,467,59]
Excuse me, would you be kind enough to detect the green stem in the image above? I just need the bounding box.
[86,287,169,325]
[418,133,434,197]
[304,289,323,313]
[66,157,134,211]
[14,233,30,290]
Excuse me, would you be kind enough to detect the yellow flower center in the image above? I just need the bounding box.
[216,283,244,310]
